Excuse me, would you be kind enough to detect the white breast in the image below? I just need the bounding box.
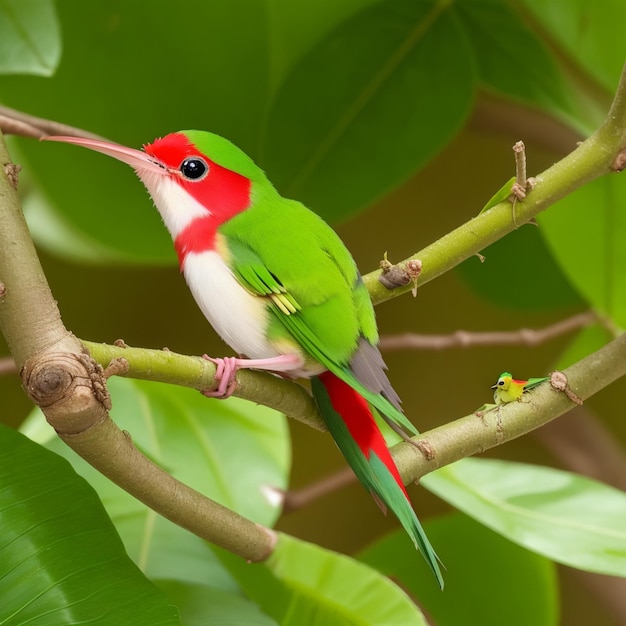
[183,250,280,359]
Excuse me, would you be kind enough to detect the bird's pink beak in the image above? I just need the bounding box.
[43,135,166,174]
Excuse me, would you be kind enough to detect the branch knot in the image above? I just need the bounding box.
[22,351,111,410]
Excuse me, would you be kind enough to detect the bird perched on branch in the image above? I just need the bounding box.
[492,372,548,404]
[46,130,443,587]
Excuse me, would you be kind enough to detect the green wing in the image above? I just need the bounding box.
[219,194,416,435]
[524,376,549,391]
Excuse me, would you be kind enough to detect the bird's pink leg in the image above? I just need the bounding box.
[202,353,303,398]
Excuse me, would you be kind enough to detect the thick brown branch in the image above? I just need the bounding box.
[0,132,275,562]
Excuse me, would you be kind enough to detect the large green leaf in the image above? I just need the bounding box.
[521,0,626,94]
[265,0,381,92]
[360,513,559,626]
[219,533,428,625]
[423,457,626,577]
[456,223,584,310]
[21,377,290,586]
[553,323,613,370]
[460,0,573,120]
[0,424,180,625]
[5,0,586,263]
[156,580,278,626]
[0,0,61,76]
[538,176,626,328]
[262,0,476,221]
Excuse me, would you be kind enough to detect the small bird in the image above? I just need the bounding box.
[45,131,443,586]
[492,372,548,404]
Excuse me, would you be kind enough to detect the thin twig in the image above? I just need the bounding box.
[0,105,107,140]
[379,311,596,351]
[364,63,626,306]
[513,140,528,194]
[282,467,355,513]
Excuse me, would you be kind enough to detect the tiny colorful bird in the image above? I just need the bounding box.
[45,131,443,587]
[492,372,548,404]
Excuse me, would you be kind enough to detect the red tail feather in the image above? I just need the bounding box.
[317,371,408,497]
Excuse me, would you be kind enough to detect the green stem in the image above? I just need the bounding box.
[364,61,626,305]
[83,341,324,431]
[395,332,626,483]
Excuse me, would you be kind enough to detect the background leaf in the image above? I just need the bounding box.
[360,513,559,626]
[2,0,273,263]
[538,176,626,328]
[456,224,584,310]
[219,533,428,626]
[0,0,61,76]
[423,457,626,577]
[459,0,574,121]
[263,0,476,221]
[21,377,290,587]
[521,0,626,93]
[155,580,278,626]
[0,424,180,626]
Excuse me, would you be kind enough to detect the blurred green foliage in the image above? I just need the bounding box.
[1,1,626,624]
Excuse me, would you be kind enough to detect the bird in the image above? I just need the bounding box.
[45,130,443,587]
[492,372,548,404]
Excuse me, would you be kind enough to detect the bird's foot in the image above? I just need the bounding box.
[202,355,240,398]
[201,353,305,399]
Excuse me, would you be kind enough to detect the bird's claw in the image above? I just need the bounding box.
[202,355,239,398]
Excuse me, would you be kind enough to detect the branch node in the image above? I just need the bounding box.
[378,252,422,294]
[113,338,128,348]
[21,351,105,409]
[0,281,6,298]
[413,438,436,461]
[612,147,626,172]
[3,163,21,190]
[509,141,537,226]
[75,353,113,410]
[550,370,584,405]
[102,356,129,379]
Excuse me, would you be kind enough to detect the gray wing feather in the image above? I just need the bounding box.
[349,337,402,412]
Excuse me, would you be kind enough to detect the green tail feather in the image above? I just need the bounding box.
[311,377,444,588]
[524,376,549,391]
[270,305,418,436]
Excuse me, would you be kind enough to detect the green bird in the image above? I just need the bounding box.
[492,372,548,404]
[46,130,443,587]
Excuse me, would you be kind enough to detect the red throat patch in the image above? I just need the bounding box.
[145,133,252,267]
[174,217,217,268]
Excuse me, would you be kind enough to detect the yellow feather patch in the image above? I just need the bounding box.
[270,292,300,315]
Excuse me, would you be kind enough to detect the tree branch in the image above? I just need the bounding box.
[0,105,107,140]
[0,132,276,563]
[82,341,324,432]
[363,62,626,305]
[379,311,596,351]
[393,332,626,483]
[1,61,626,567]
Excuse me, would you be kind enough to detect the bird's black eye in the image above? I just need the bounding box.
[498,380,505,386]
[180,157,208,181]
